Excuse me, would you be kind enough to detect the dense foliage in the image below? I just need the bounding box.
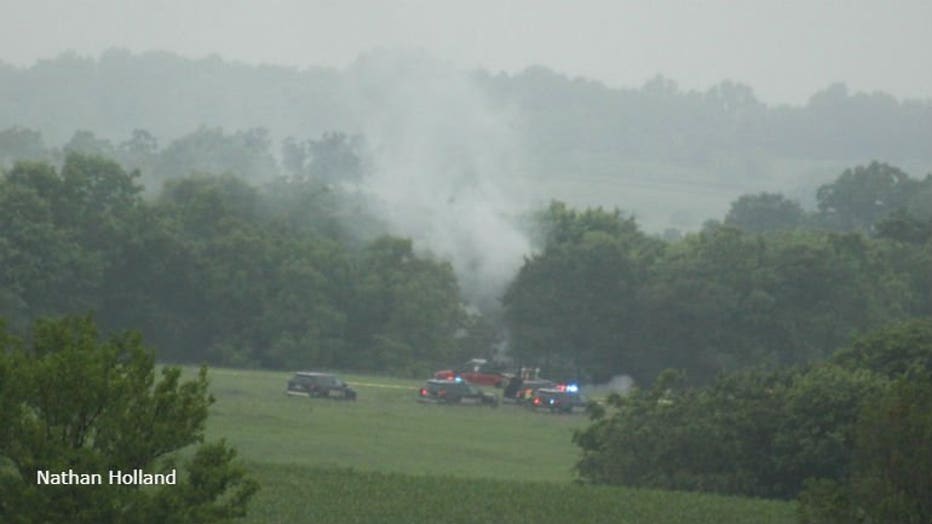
[2,50,930,170]
[2,148,930,385]
[0,315,257,523]
[796,319,932,523]
[2,50,931,230]
[0,153,468,375]
[506,199,930,384]
[573,318,932,518]
[723,163,932,234]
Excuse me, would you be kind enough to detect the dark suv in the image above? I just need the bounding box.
[287,372,357,400]
[417,379,498,406]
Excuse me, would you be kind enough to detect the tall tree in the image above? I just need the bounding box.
[0,127,48,168]
[347,236,465,376]
[0,315,258,523]
[816,162,913,232]
[154,127,278,183]
[505,203,658,381]
[724,192,806,233]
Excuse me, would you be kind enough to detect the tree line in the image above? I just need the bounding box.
[2,150,930,385]
[0,125,365,196]
[572,318,932,522]
[505,162,932,384]
[0,153,472,376]
[3,50,930,167]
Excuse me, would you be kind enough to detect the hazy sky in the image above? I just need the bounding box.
[1,0,930,105]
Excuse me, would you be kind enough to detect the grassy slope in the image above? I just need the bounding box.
[193,367,795,523]
[203,368,583,481]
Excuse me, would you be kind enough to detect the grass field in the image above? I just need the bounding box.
[193,367,796,523]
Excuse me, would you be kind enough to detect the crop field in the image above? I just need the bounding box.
[193,367,796,523]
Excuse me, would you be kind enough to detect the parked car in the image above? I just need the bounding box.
[433,358,511,387]
[417,378,498,406]
[528,385,588,413]
[287,372,357,400]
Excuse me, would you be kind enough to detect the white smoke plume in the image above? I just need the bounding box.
[343,50,534,310]
[584,374,636,397]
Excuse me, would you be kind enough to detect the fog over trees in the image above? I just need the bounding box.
[1,150,930,384]
[2,49,931,231]
[2,49,931,379]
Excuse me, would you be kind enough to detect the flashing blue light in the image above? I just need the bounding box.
[453,376,464,383]
[548,398,555,405]
[566,384,579,393]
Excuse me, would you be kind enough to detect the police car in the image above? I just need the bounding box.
[528,384,588,413]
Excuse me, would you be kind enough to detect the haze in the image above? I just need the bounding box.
[2,0,931,105]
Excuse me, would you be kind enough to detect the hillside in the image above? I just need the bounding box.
[2,49,930,229]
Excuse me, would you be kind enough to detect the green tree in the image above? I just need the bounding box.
[0,154,189,348]
[504,203,658,381]
[641,227,773,380]
[724,192,806,233]
[347,236,465,376]
[253,232,351,370]
[158,173,261,240]
[816,162,914,232]
[116,129,160,190]
[154,127,278,183]
[282,132,366,185]
[262,173,384,245]
[0,159,109,325]
[905,175,932,220]
[875,208,932,245]
[846,374,932,523]
[63,130,116,159]
[799,373,932,523]
[772,365,884,497]
[0,126,48,168]
[832,317,932,377]
[574,369,719,491]
[0,315,257,523]
[574,363,885,499]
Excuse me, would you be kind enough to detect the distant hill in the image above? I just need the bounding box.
[1,49,930,229]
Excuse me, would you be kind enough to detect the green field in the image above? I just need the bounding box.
[195,367,796,523]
